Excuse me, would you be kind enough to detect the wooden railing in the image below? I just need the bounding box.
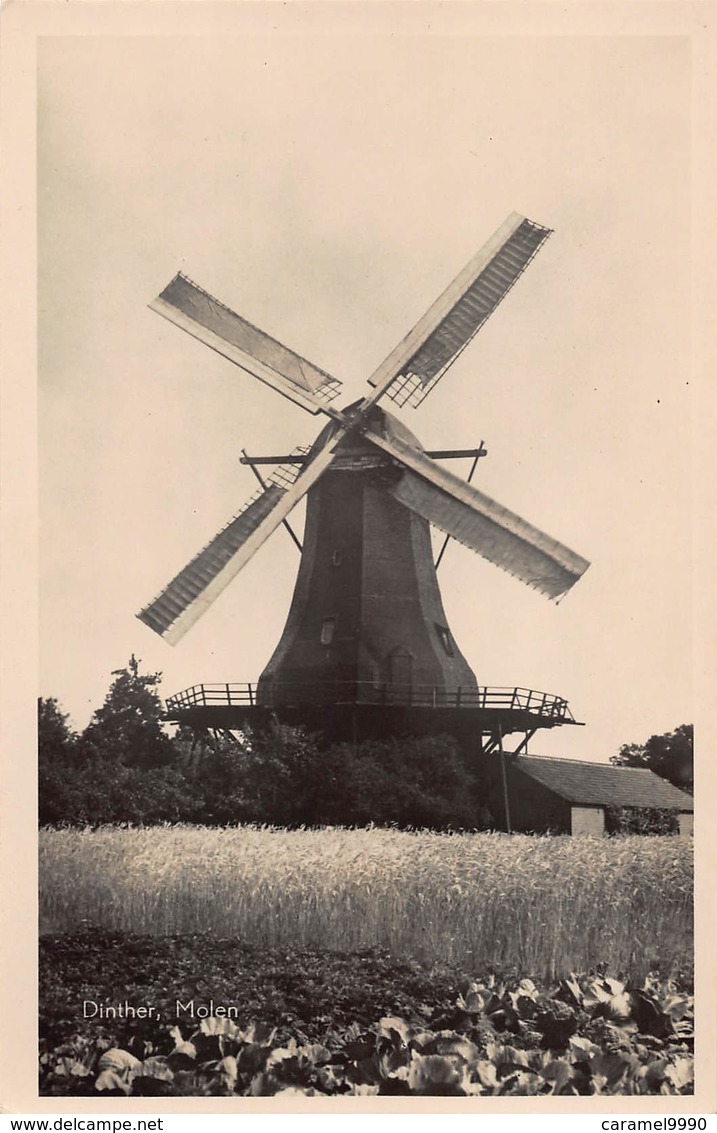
[165,682,575,722]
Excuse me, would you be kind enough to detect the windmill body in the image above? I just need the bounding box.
[256,406,478,710]
[138,212,590,751]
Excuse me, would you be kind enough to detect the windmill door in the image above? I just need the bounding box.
[387,647,413,705]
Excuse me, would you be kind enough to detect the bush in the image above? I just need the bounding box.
[39,705,494,830]
[605,807,679,836]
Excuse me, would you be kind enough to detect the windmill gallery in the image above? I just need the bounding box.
[137,214,693,836]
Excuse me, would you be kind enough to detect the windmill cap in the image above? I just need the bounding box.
[310,401,425,459]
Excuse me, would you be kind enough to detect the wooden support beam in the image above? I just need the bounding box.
[241,448,303,553]
[497,724,512,834]
[511,728,537,757]
[426,448,487,461]
[435,443,484,569]
[239,447,488,466]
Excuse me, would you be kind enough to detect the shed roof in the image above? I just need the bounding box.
[512,755,693,811]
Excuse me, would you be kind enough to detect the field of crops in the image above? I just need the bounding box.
[39,934,695,1097]
[39,825,693,981]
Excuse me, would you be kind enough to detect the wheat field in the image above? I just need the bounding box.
[39,825,693,980]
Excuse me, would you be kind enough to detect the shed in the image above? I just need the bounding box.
[492,755,694,836]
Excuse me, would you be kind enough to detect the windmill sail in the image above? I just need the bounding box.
[150,273,342,414]
[366,429,589,599]
[140,212,590,655]
[137,436,342,643]
[365,213,551,409]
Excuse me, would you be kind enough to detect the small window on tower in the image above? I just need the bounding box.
[320,617,336,645]
[435,624,454,656]
[331,550,342,567]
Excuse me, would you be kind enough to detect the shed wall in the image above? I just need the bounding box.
[502,766,571,833]
[570,806,605,837]
[678,813,694,836]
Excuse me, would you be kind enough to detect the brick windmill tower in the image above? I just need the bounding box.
[138,214,589,754]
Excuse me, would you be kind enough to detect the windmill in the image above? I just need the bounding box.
[138,213,590,751]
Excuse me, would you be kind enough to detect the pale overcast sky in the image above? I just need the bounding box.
[38,23,692,762]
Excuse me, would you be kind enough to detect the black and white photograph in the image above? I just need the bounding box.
[2,0,715,1114]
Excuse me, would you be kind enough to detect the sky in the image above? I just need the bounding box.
[37,23,693,762]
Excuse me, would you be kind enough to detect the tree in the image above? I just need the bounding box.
[38,697,80,824]
[610,723,693,794]
[80,654,177,770]
[38,697,76,761]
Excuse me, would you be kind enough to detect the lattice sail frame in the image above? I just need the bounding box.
[150,273,342,413]
[364,213,552,409]
[365,428,589,599]
[137,443,340,643]
[382,219,552,407]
